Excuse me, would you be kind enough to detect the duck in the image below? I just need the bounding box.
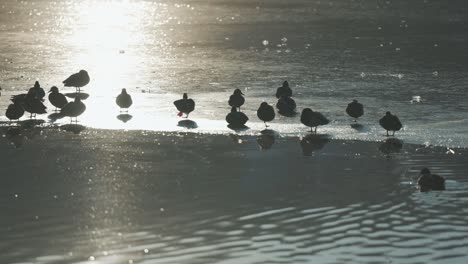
[417,168,445,192]
[28,81,46,101]
[63,70,90,93]
[11,89,47,118]
[5,101,24,121]
[379,111,402,136]
[300,108,329,133]
[346,99,364,122]
[276,96,296,116]
[116,88,133,112]
[275,81,292,99]
[174,93,195,118]
[226,107,248,128]
[257,102,275,127]
[48,86,68,111]
[228,89,245,111]
[61,97,86,122]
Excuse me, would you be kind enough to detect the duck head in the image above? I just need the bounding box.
[49,86,59,93]
[34,81,40,89]
[233,89,244,96]
[302,108,313,115]
[386,111,392,116]
[121,88,127,94]
[282,81,289,87]
[183,93,188,99]
[420,168,431,176]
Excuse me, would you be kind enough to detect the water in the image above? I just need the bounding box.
[0,0,467,147]
[1,131,468,263]
[1,0,468,263]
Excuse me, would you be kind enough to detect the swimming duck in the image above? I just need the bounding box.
[48,86,68,111]
[257,102,275,127]
[346,99,364,122]
[228,89,245,111]
[275,81,292,99]
[300,108,329,133]
[417,168,445,192]
[174,93,195,118]
[63,70,90,93]
[379,111,402,136]
[116,88,133,112]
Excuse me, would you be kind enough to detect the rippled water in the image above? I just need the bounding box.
[0,0,467,147]
[1,0,468,263]
[1,131,468,263]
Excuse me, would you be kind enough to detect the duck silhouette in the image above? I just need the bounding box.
[275,81,292,99]
[300,108,329,133]
[61,97,86,122]
[257,102,275,127]
[28,81,46,101]
[5,101,24,121]
[48,86,68,111]
[228,89,245,111]
[226,107,248,128]
[276,96,296,116]
[346,99,364,122]
[174,93,195,118]
[116,88,133,112]
[379,111,402,136]
[63,70,90,93]
[12,89,47,118]
[417,168,445,192]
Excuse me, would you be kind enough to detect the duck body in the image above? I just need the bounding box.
[6,102,24,120]
[276,96,296,116]
[275,81,292,99]
[379,111,402,136]
[417,168,445,192]
[174,93,195,117]
[226,107,248,128]
[228,89,245,110]
[300,108,329,133]
[14,90,47,117]
[61,97,86,120]
[63,70,90,92]
[257,102,275,126]
[28,81,45,101]
[346,100,364,121]
[48,86,68,110]
[116,88,133,110]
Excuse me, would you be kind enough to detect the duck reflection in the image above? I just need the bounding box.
[48,112,64,122]
[60,124,86,134]
[300,134,330,156]
[117,113,133,123]
[64,92,90,100]
[18,119,45,128]
[379,138,403,155]
[257,130,276,150]
[350,123,367,132]
[177,119,198,129]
